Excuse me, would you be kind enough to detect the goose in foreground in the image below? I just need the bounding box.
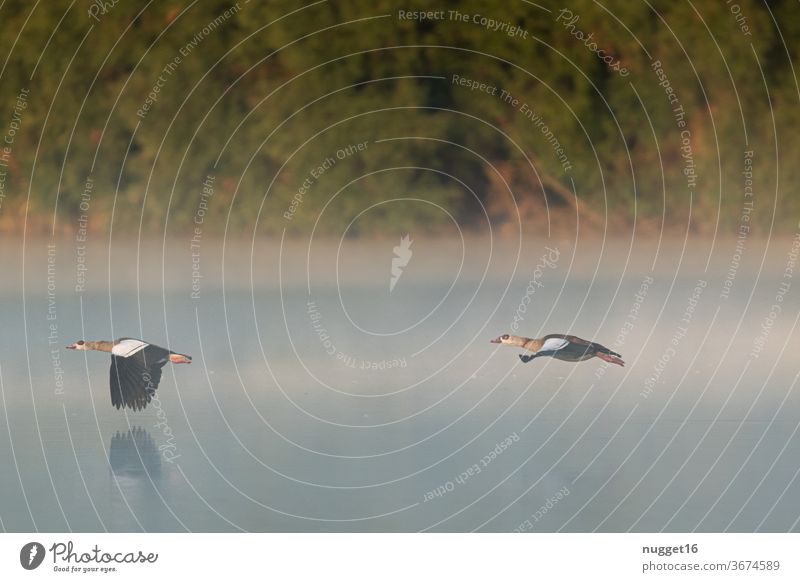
[66,338,191,410]
[491,334,625,366]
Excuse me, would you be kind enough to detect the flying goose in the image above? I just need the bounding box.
[491,334,624,366]
[66,338,191,410]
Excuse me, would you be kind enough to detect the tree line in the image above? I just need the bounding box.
[0,0,797,236]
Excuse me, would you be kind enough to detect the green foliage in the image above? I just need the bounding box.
[0,0,797,234]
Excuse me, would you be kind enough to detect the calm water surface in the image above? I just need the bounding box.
[0,236,798,531]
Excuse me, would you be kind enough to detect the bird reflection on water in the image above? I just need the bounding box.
[107,428,188,531]
[109,427,161,481]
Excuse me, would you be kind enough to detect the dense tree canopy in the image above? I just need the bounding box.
[0,0,796,235]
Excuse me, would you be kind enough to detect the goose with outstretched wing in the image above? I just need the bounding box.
[491,333,624,366]
[66,338,191,410]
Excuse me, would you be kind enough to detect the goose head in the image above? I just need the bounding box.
[490,334,527,347]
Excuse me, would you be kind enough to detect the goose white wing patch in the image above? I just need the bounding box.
[540,337,569,352]
[112,339,148,358]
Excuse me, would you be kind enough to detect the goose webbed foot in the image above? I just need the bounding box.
[519,354,535,363]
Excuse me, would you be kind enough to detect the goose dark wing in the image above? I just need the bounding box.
[109,354,164,411]
[545,334,620,356]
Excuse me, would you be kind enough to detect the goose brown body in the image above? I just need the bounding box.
[491,333,625,366]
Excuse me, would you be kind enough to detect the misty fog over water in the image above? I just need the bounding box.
[0,234,797,531]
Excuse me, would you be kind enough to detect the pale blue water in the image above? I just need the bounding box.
[0,236,799,531]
